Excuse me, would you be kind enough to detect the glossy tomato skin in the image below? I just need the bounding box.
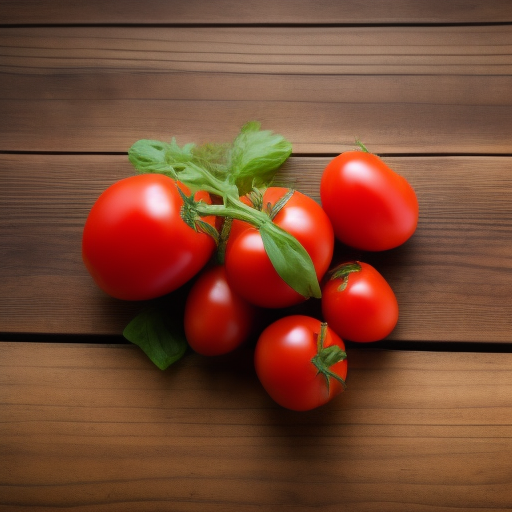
[82,174,216,301]
[184,265,256,356]
[322,262,399,343]
[254,315,347,411]
[224,188,334,308]
[320,151,419,251]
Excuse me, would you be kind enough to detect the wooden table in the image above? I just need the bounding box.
[1,2,511,511]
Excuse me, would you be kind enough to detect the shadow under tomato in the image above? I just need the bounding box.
[253,346,397,463]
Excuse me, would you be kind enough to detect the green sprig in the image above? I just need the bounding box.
[127,122,321,301]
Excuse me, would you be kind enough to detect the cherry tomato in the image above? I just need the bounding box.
[184,265,256,356]
[322,261,399,343]
[82,174,216,301]
[320,150,419,251]
[224,187,334,308]
[254,315,347,411]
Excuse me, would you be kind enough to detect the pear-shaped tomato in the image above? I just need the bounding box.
[320,149,419,251]
[184,265,256,356]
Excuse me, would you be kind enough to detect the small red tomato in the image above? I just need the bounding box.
[225,187,334,308]
[254,315,347,411]
[82,174,216,301]
[322,261,399,343]
[184,265,256,356]
[320,149,419,251]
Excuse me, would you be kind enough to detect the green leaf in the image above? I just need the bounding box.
[128,138,238,199]
[259,221,322,299]
[123,307,188,370]
[175,161,215,192]
[167,138,196,163]
[128,139,176,176]
[228,121,293,196]
[191,142,230,178]
[128,138,199,177]
[128,123,292,200]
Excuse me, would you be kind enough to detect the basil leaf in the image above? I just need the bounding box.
[228,121,293,196]
[191,142,230,178]
[259,221,322,299]
[128,123,292,200]
[129,139,238,198]
[123,307,188,370]
[175,162,216,193]
[128,139,175,175]
[166,138,196,163]
[128,138,197,177]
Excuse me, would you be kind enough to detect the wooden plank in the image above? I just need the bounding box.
[1,342,511,511]
[1,26,511,154]
[1,154,512,342]
[4,25,511,76]
[1,0,511,25]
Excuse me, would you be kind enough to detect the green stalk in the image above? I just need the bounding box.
[185,192,321,300]
[194,196,268,228]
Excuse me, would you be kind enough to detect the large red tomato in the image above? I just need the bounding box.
[184,265,256,356]
[320,150,419,251]
[254,315,347,411]
[82,174,216,301]
[322,261,399,342]
[224,187,334,308]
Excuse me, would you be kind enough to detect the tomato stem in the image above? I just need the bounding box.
[311,323,347,393]
[193,197,269,228]
[215,217,232,265]
[355,139,369,153]
[179,186,322,301]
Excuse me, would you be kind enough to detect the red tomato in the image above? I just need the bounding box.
[320,150,419,251]
[224,188,334,308]
[322,261,399,343]
[184,265,256,356]
[254,315,347,411]
[82,174,216,301]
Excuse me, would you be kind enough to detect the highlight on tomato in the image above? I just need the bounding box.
[254,315,347,411]
[82,174,216,301]
[321,261,399,343]
[184,265,256,356]
[320,145,419,251]
[224,187,334,309]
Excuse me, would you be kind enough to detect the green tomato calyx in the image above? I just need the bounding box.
[329,261,362,292]
[177,185,220,244]
[311,322,347,393]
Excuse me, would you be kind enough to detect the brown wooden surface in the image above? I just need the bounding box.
[1,2,511,511]
[1,342,511,512]
[1,26,511,154]
[1,0,512,25]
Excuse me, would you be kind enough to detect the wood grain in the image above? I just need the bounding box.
[1,154,511,342]
[1,26,511,153]
[1,342,511,512]
[1,3,511,512]
[1,0,511,25]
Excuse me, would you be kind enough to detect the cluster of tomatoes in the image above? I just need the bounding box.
[83,147,418,411]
